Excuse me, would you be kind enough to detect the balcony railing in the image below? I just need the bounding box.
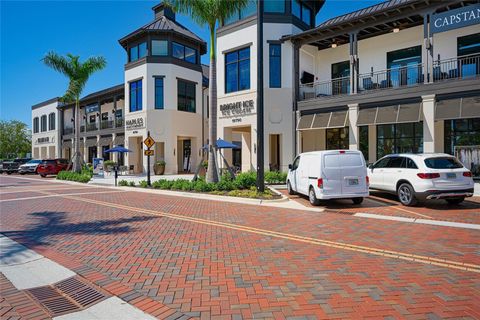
[100,120,114,130]
[358,62,423,92]
[63,127,73,135]
[433,53,480,82]
[300,76,350,100]
[115,118,124,128]
[86,123,98,131]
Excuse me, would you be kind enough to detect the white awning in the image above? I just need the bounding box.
[357,103,421,126]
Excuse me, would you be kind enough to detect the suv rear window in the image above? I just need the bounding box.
[42,160,56,165]
[424,157,463,169]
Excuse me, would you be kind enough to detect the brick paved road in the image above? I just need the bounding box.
[1,175,479,319]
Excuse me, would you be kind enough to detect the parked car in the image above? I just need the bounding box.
[2,158,31,174]
[18,159,42,174]
[37,159,69,177]
[368,153,474,206]
[287,150,369,205]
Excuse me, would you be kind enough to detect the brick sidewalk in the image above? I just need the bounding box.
[1,176,480,319]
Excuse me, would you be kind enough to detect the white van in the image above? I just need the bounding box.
[286,150,369,205]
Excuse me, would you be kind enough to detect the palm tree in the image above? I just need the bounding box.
[166,0,249,183]
[43,52,106,173]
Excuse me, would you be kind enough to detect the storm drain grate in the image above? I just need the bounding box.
[25,276,108,317]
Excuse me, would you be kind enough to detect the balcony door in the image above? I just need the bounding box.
[331,61,350,95]
[387,46,421,87]
[457,33,480,78]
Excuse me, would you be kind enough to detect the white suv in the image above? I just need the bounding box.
[368,153,474,206]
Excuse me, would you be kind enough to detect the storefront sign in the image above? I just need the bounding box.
[86,103,99,114]
[431,4,480,34]
[126,117,145,130]
[219,100,255,117]
[37,137,50,144]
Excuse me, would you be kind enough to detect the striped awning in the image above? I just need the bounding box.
[85,138,97,147]
[62,140,72,149]
[113,134,125,145]
[297,111,348,130]
[99,136,112,146]
[356,102,421,126]
[436,96,480,120]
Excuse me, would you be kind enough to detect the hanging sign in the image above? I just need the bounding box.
[431,4,480,34]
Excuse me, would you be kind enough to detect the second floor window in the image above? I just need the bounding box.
[48,113,55,130]
[292,0,311,25]
[173,42,197,64]
[264,0,285,13]
[269,43,281,88]
[155,77,164,109]
[40,115,47,132]
[152,40,168,56]
[177,80,196,113]
[129,42,147,62]
[225,47,250,93]
[129,80,143,112]
[224,0,256,25]
[33,117,39,133]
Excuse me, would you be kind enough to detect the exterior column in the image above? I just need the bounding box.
[97,135,101,160]
[348,104,359,150]
[423,13,434,83]
[292,42,300,157]
[112,133,118,163]
[422,94,436,153]
[83,137,88,163]
[349,33,358,94]
[295,111,301,155]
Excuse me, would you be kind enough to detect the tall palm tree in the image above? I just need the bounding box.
[166,0,249,183]
[43,52,106,173]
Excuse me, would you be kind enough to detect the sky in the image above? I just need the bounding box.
[0,0,383,127]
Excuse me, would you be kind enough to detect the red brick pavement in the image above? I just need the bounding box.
[1,176,480,319]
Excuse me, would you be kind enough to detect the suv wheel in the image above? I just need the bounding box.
[397,183,417,206]
[287,181,295,195]
[308,187,320,206]
[352,197,363,205]
[446,197,465,205]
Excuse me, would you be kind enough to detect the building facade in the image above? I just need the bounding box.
[119,4,209,174]
[31,98,62,159]
[283,0,480,168]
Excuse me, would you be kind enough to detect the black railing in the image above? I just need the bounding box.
[86,123,98,131]
[115,118,124,128]
[63,127,73,135]
[359,63,423,92]
[433,53,480,82]
[100,120,114,129]
[300,76,350,100]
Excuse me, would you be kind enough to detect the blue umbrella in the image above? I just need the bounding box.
[202,138,240,150]
[105,146,132,153]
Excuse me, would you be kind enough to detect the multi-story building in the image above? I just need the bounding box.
[118,3,209,174]
[59,84,126,164]
[216,0,324,172]
[282,0,480,165]
[31,98,62,159]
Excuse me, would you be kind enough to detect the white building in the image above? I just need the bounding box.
[119,3,209,174]
[31,98,62,159]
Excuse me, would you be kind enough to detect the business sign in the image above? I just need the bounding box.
[126,117,145,130]
[219,99,255,118]
[431,3,480,34]
[86,103,99,114]
[93,157,104,177]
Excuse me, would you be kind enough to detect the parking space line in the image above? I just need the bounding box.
[53,192,480,274]
[366,196,434,219]
[0,190,126,202]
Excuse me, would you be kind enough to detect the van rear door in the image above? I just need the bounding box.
[339,151,367,195]
[322,153,342,196]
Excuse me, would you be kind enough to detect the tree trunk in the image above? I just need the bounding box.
[72,99,82,173]
[206,28,219,183]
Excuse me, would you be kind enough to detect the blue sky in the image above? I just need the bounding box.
[0,0,382,126]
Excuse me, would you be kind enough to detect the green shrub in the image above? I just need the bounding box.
[152,179,174,189]
[192,179,215,192]
[171,179,192,191]
[129,181,135,187]
[216,174,235,191]
[265,171,287,184]
[56,171,91,183]
[139,180,148,188]
[104,160,116,168]
[234,171,256,189]
[155,160,166,166]
[118,180,129,186]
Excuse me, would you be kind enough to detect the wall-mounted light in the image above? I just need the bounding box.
[393,28,400,33]
[331,43,337,48]
[112,109,116,114]
[71,118,74,122]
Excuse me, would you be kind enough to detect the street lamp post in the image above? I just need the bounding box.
[256,0,265,192]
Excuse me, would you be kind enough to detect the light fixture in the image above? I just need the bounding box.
[331,43,337,48]
[393,28,400,33]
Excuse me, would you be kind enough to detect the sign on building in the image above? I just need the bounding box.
[431,3,480,34]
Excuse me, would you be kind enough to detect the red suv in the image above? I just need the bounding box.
[37,159,69,177]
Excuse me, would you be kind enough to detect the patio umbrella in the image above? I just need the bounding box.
[202,138,240,150]
[104,146,131,186]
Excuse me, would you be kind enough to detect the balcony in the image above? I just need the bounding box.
[299,54,480,102]
[86,123,98,132]
[100,120,114,130]
[63,127,73,135]
[115,118,124,128]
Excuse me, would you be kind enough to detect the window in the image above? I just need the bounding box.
[177,80,196,113]
[155,77,164,109]
[377,122,423,159]
[359,126,369,163]
[48,113,55,130]
[374,157,390,169]
[326,127,349,150]
[406,158,418,169]
[101,112,108,121]
[457,33,480,57]
[444,118,480,155]
[331,61,350,95]
[224,0,256,25]
[129,42,147,62]
[225,47,250,93]
[129,79,142,112]
[115,109,123,119]
[172,42,197,63]
[292,0,311,25]
[152,40,168,56]
[292,156,300,170]
[387,46,422,87]
[264,0,284,13]
[269,43,281,88]
[40,115,47,132]
[424,157,463,169]
[33,117,39,133]
[386,157,405,168]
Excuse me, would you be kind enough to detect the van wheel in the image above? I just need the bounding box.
[446,197,464,205]
[352,197,363,205]
[308,187,320,206]
[397,183,417,206]
[287,181,295,195]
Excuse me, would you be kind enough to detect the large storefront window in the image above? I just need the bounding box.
[444,118,480,155]
[359,126,369,163]
[326,127,349,150]
[377,122,423,159]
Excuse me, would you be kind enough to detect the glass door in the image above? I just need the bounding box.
[331,61,350,95]
[387,46,422,87]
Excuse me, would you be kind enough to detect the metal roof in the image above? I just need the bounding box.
[59,84,124,109]
[31,97,60,110]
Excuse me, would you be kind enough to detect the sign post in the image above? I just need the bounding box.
[143,132,155,187]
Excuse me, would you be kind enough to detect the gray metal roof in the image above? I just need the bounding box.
[31,97,60,110]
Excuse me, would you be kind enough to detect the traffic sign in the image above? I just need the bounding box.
[144,136,155,149]
[144,150,154,156]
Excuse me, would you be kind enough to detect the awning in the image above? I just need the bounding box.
[356,108,377,126]
[298,111,348,130]
[113,135,125,145]
[85,138,97,147]
[435,98,461,120]
[62,140,72,149]
[397,103,422,123]
[99,136,112,146]
[376,105,399,124]
[356,102,421,126]
[460,96,480,119]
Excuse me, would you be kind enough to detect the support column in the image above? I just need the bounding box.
[292,42,300,157]
[112,133,118,163]
[295,111,301,155]
[97,135,101,160]
[348,104,359,150]
[349,33,358,94]
[423,13,434,83]
[422,94,436,153]
[83,137,88,163]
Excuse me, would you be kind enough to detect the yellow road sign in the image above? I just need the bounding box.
[144,136,155,149]
[144,150,154,156]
